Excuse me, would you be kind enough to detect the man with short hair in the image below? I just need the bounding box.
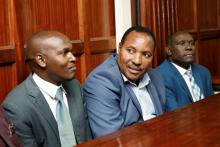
[156,31,214,111]
[84,26,166,138]
[3,30,92,147]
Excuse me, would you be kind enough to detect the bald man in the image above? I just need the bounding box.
[3,31,92,147]
[156,31,214,111]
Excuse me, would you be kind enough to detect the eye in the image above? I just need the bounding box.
[63,48,70,56]
[143,52,152,58]
[126,48,135,54]
[176,41,186,46]
[189,41,195,46]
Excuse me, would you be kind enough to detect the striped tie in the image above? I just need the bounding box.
[185,70,204,102]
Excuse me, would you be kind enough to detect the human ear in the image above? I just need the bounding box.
[35,53,46,68]
[118,43,122,53]
[166,46,172,56]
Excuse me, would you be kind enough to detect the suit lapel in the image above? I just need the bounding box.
[167,60,193,102]
[124,84,143,116]
[25,75,60,140]
[192,66,204,93]
[66,93,79,134]
[63,81,81,142]
[146,82,163,115]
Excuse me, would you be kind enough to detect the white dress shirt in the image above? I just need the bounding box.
[122,73,156,120]
[32,73,70,120]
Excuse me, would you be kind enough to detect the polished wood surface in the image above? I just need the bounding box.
[78,94,220,147]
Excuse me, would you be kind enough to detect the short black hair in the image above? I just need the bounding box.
[120,26,156,48]
[167,31,194,48]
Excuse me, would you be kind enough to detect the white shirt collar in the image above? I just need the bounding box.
[32,73,66,99]
[171,62,192,76]
[121,72,150,88]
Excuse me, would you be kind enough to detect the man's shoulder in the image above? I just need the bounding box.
[3,75,39,109]
[4,76,31,100]
[191,64,212,79]
[86,54,120,81]
[156,60,179,77]
[92,54,117,72]
[84,54,123,93]
[65,79,81,86]
[156,59,172,71]
[63,79,82,92]
[148,68,161,76]
[148,68,164,82]
[192,64,210,72]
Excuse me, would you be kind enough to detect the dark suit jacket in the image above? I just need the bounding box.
[0,106,23,147]
[156,59,214,111]
[3,74,92,147]
[83,54,166,138]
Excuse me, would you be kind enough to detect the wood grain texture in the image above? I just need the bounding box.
[0,46,16,64]
[0,64,17,102]
[82,0,116,77]
[77,94,220,147]
[198,0,219,29]
[0,0,11,46]
[14,0,80,42]
[199,39,220,84]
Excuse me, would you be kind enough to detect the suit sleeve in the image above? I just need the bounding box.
[83,76,124,138]
[77,80,93,140]
[164,83,180,111]
[3,103,38,147]
[205,69,214,96]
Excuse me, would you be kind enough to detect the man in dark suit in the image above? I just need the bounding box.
[83,26,166,138]
[3,30,92,147]
[156,31,214,111]
[0,106,23,147]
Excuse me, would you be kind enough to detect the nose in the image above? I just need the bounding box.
[185,42,193,50]
[69,52,76,62]
[132,53,141,65]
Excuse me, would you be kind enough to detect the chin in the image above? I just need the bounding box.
[185,57,195,62]
[65,75,75,81]
[185,60,194,65]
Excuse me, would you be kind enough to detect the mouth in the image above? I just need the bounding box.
[185,54,194,56]
[127,66,142,74]
[184,51,195,56]
[184,54,194,57]
[68,66,76,72]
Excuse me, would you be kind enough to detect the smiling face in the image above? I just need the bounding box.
[168,32,195,69]
[118,31,154,84]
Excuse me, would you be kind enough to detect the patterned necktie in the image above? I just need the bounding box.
[56,87,76,147]
[185,70,204,102]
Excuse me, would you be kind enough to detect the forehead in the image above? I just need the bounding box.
[173,33,194,42]
[124,31,154,45]
[42,36,72,48]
